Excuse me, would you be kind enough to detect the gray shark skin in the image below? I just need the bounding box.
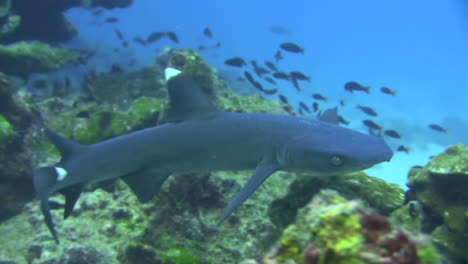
[33,71,393,243]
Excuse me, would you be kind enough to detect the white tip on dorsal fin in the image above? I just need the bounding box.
[165,67,182,81]
[54,167,68,181]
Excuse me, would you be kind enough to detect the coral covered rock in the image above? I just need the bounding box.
[0,41,80,77]
[259,189,441,264]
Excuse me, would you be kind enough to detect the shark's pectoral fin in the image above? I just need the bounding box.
[59,184,84,219]
[121,168,171,203]
[217,161,279,226]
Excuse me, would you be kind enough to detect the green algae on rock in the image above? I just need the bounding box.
[0,113,13,145]
[260,189,441,264]
[0,41,80,77]
[268,172,404,229]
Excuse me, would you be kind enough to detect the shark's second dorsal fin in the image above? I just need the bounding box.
[163,68,220,123]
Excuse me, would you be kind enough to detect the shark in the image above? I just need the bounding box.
[33,68,393,243]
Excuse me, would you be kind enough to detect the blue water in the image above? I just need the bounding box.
[64,0,468,187]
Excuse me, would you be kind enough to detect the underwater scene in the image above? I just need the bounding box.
[0,0,467,263]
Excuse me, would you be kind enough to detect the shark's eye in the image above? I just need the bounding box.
[330,155,343,166]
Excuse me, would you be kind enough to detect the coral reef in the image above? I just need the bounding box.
[406,144,468,263]
[268,172,404,229]
[254,189,441,264]
[0,41,80,77]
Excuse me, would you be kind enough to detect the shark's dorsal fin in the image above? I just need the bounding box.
[163,68,220,123]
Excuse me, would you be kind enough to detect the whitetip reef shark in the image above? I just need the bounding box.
[33,68,393,243]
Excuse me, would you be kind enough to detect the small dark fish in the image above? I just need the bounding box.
[105,17,118,23]
[165,32,179,43]
[290,71,310,82]
[299,101,310,113]
[291,78,301,92]
[312,93,327,102]
[122,41,129,47]
[251,81,264,91]
[64,76,70,89]
[380,87,397,96]
[339,100,345,107]
[428,124,448,133]
[280,42,304,54]
[198,45,207,51]
[243,71,255,84]
[251,60,270,76]
[114,29,123,40]
[264,77,276,85]
[225,57,247,67]
[298,107,304,116]
[113,48,119,52]
[278,94,289,104]
[110,63,124,73]
[214,42,221,48]
[236,77,246,82]
[338,116,350,126]
[272,72,289,80]
[344,81,370,94]
[133,37,146,46]
[261,87,278,95]
[146,32,165,43]
[312,102,319,112]
[274,50,283,62]
[362,120,382,131]
[92,9,103,16]
[282,104,296,116]
[384,129,401,139]
[264,61,278,71]
[269,25,291,35]
[356,105,378,117]
[397,145,410,154]
[203,27,213,38]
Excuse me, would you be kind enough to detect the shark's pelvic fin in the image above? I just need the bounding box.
[59,183,85,219]
[217,159,279,226]
[121,168,171,203]
[162,71,220,123]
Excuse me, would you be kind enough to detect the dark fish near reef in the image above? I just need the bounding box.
[272,72,290,80]
[261,87,278,95]
[269,25,291,35]
[274,50,283,62]
[384,129,401,139]
[146,32,165,43]
[114,29,123,40]
[312,93,327,102]
[105,17,118,23]
[278,94,289,104]
[32,69,393,242]
[362,120,382,131]
[345,81,370,94]
[122,41,129,47]
[282,104,296,116]
[290,71,310,82]
[133,37,146,46]
[356,105,378,117]
[428,124,447,134]
[264,61,278,71]
[397,145,410,154]
[243,71,255,84]
[92,9,103,16]
[339,100,345,107]
[380,87,396,96]
[203,27,213,38]
[198,45,207,51]
[312,102,319,112]
[214,42,221,48]
[280,42,304,54]
[251,60,270,76]
[291,78,301,92]
[299,101,310,113]
[225,57,247,67]
[165,32,179,43]
[264,77,276,85]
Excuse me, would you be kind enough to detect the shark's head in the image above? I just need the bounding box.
[281,121,393,174]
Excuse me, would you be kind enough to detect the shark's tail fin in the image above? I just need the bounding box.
[33,167,63,243]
